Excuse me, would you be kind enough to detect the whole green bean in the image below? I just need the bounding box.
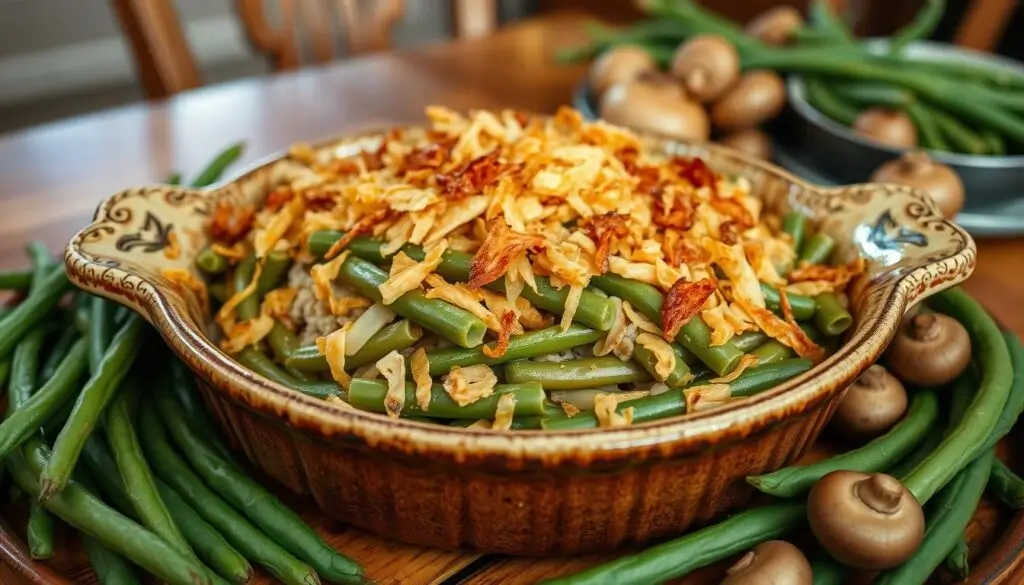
[808,553,846,585]
[982,130,1006,155]
[989,458,1024,509]
[233,255,259,320]
[154,391,367,584]
[189,143,245,187]
[889,0,945,55]
[40,326,79,381]
[944,538,970,581]
[979,332,1024,451]
[542,359,813,431]
[589,273,743,375]
[235,346,342,398]
[798,232,835,265]
[541,502,806,585]
[165,361,235,460]
[833,82,915,108]
[932,107,988,155]
[761,283,816,320]
[138,404,320,585]
[196,246,230,275]
[907,102,950,151]
[903,290,1012,504]
[875,449,993,585]
[0,269,32,290]
[889,432,942,480]
[781,212,807,252]
[813,292,852,336]
[348,379,547,419]
[807,0,853,43]
[504,357,650,390]
[748,390,939,497]
[804,78,860,126]
[82,530,142,585]
[26,485,56,560]
[79,436,138,516]
[750,340,794,364]
[89,296,114,374]
[0,266,71,359]
[425,324,604,376]
[631,341,692,387]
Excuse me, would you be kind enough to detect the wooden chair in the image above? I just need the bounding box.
[953,0,1019,52]
[112,0,498,100]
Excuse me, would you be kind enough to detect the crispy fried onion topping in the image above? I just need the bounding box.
[710,354,760,384]
[788,258,866,290]
[636,333,677,381]
[376,351,406,419]
[594,393,637,428]
[324,208,390,260]
[738,288,823,361]
[210,200,254,244]
[684,384,731,412]
[593,298,636,359]
[442,364,498,407]
[622,301,664,336]
[425,274,499,331]
[468,220,545,288]
[482,310,517,358]
[492,393,517,431]
[581,213,629,274]
[410,348,432,411]
[379,240,448,305]
[662,277,716,341]
[318,324,352,390]
[436,150,507,200]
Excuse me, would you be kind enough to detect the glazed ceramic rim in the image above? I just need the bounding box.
[65,128,976,466]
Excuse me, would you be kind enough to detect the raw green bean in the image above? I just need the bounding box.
[40,326,79,381]
[982,130,1006,155]
[235,346,342,398]
[750,340,794,365]
[348,379,548,419]
[42,316,147,499]
[807,0,853,43]
[903,289,1012,504]
[889,431,942,480]
[875,449,993,585]
[196,246,230,275]
[89,296,113,374]
[889,0,945,55]
[813,292,852,336]
[339,256,487,348]
[809,553,846,585]
[0,266,71,359]
[590,273,743,375]
[155,391,367,584]
[424,324,604,376]
[106,380,195,559]
[82,532,141,585]
[732,331,769,353]
[944,538,970,581]
[541,502,806,585]
[632,340,692,387]
[798,232,835,265]
[906,101,950,151]
[79,436,138,516]
[233,255,259,320]
[26,489,55,559]
[138,404,320,585]
[504,357,650,390]
[833,82,915,108]
[257,250,292,297]
[0,270,32,290]
[74,294,91,334]
[931,107,988,155]
[0,338,88,462]
[781,212,807,251]
[166,361,235,460]
[190,143,245,187]
[804,77,860,126]
[761,283,816,320]
[989,458,1024,509]
[542,359,813,431]
[979,332,1024,451]
[0,358,10,391]
[748,390,939,497]
[166,172,182,185]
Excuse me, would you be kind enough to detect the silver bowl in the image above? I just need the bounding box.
[786,39,1024,209]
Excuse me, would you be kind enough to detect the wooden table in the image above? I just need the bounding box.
[1,12,1023,585]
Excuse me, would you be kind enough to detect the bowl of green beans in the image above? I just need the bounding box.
[64,111,977,555]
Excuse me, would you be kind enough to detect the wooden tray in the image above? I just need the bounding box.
[3,429,1024,585]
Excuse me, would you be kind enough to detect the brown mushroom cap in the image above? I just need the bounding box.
[721,540,813,585]
[670,35,741,103]
[831,365,908,441]
[871,151,966,218]
[589,45,657,97]
[717,127,774,160]
[808,471,925,570]
[884,312,972,387]
[711,70,787,131]
[599,81,711,142]
[745,6,805,45]
[854,108,918,149]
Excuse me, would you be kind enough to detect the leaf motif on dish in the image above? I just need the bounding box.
[866,210,928,251]
[116,212,173,253]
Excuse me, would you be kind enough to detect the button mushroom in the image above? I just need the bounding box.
[721,540,812,585]
[871,151,965,218]
[745,6,805,45]
[599,81,710,142]
[853,108,918,149]
[884,311,971,387]
[670,35,740,103]
[589,45,657,97]
[717,127,774,160]
[808,471,925,570]
[711,70,787,131]
[830,365,908,441]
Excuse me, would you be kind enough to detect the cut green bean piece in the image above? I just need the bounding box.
[232,255,259,320]
[782,212,807,251]
[235,346,342,398]
[286,319,424,372]
[751,340,794,365]
[813,292,853,336]
[348,379,548,419]
[798,233,835,265]
[196,246,230,275]
[631,341,692,387]
[424,324,604,377]
[760,283,816,320]
[256,250,292,297]
[266,320,299,363]
[504,357,650,390]
[732,331,769,352]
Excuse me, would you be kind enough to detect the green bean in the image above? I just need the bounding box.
[903,290,1013,504]
[798,232,835,265]
[590,274,743,375]
[542,502,806,585]
[156,481,255,584]
[0,338,88,462]
[189,143,245,187]
[40,326,79,381]
[809,553,846,585]
[79,436,138,516]
[235,346,342,398]
[166,172,182,185]
[82,532,141,585]
[138,404,320,585]
[750,340,794,365]
[233,255,259,320]
[833,82,915,108]
[889,0,945,55]
[0,358,10,391]
[339,256,486,348]
[979,332,1024,451]
[907,102,950,151]
[154,392,367,585]
[196,246,230,275]
[889,431,942,480]
[504,357,650,390]
[631,341,692,387]
[266,320,299,362]
[308,231,618,332]
[0,269,32,290]
[42,316,147,499]
[807,0,853,43]
[424,324,604,377]
[166,361,235,460]
[348,379,548,420]
[208,282,230,304]
[804,77,860,126]
[748,390,939,497]
[944,538,970,580]
[761,283,816,320]
[781,212,807,251]
[989,458,1024,509]
[931,107,988,155]
[813,292,852,336]
[732,331,769,353]
[26,488,56,559]
[542,359,813,431]
[875,449,993,585]
[89,296,114,374]
[285,320,419,373]
[105,380,195,559]
[0,266,71,359]
[8,435,225,585]
[982,130,1006,155]
[257,250,292,297]
[74,294,91,334]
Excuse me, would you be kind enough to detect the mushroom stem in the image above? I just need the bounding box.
[908,313,941,342]
[856,365,887,390]
[726,551,756,575]
[855,474,905,515]
[900,151,934,175]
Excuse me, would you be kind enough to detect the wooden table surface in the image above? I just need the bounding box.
[1,11,1023,585]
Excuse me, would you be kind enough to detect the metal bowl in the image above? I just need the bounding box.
[785,39,1024,209]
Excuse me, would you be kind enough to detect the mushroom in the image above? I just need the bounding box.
[831,365,908,441]
[721,540,813,585]
[745,6,805,45]
[717,127,774,160]
[670,35,741,103]
[884,311,972,387]
[588,45,657,97]
[871,151,966,218]
[599,81,710,142]
[711,70,787,131]
[635,69,686,101]
[853,108,918,149]
[808,471,925,569]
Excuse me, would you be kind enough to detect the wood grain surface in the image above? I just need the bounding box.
[0,11,1022,585]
